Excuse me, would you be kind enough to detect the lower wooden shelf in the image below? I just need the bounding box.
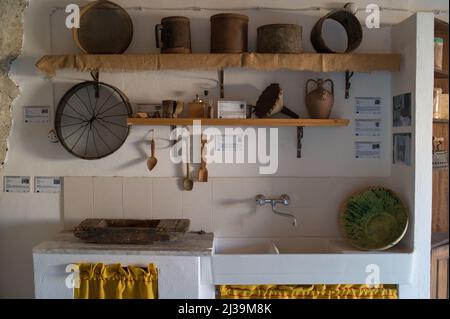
[127,118,350,127]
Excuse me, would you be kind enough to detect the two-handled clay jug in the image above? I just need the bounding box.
[305,79,334,119]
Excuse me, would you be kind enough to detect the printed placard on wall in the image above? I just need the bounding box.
[35,177,62,193]
[355,119,381,137]
[215,135,243,152]
[355,97,382,115]
[4,176,30,193]
[23,106,50,123]
[393,93,412,127]
[393,133,412,166]
[355,142,381,159]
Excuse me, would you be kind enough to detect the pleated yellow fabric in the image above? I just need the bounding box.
[74,263,158,299]
[219,284,398,299]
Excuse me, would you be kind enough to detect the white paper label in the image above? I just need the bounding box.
[355,142,381,159]
[217,101,247,119]
[355,97,382,115]
[35,177,62,193]
[215,135,243,152]
[355,119,381,137]
[24,106,50,123]
[4,176,30,193]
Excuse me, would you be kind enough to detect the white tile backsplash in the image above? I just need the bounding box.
[63,177,93,228]
[63,176,386,238]
[181,182,211,208]
[271,178,336,206]
[182,205,212,232]
[182,182,212,232]
[242,205,272,237]
[123,178,152,219]
[93,177,123,219]
[294,205,341,237]
[151,179,182,219]
[212,179,249,237]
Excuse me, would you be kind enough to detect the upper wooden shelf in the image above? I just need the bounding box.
[36,53,401,76]
[127,118,350,127]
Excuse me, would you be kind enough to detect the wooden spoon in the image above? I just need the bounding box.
[183,162,194,191]
[198,136,208,182]
[147,139,158,171]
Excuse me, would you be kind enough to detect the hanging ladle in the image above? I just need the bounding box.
[183,162,194,191]
[147,138,158,171]
[183,127,194,191]
[198,135,208,182]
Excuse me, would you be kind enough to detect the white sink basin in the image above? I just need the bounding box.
[213,238,350,255]
[211,237,414,285]
[214,238,278,254]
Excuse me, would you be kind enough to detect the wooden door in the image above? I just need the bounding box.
[431,244,449,299]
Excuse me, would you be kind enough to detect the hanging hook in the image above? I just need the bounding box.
[143,129,154,142]
[149,129,154,140]
[345,71,354,99]
[218,69,225,99]
[91,70,100,98]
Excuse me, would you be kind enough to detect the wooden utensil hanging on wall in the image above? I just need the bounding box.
[198,136,208,182]
[73,0,134,54]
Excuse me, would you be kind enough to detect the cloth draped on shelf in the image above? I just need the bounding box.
[219,284,398,299]
[36,53,400,77]
[74,263,158,299]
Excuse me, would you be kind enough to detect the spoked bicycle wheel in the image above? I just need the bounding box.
[55,81,132,160]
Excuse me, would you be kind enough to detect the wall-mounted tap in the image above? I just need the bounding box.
[255,194,297,226]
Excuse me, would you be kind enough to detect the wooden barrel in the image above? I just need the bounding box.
[73,0,133,54]
[257,24,303,53]
[210,13,249,53]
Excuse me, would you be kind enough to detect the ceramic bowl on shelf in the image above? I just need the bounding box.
[340,187,409,251]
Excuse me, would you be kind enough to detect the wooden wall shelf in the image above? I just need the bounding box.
[36,53,401,76]
[127,117,350,158]
[127,118,350,127]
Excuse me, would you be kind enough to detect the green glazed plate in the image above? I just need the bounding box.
[340,187,409,251]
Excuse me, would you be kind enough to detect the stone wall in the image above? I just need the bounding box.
[0,1,26,168]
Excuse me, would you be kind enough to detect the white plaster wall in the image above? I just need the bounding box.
[7,1,396,178]
[0,0,443,298]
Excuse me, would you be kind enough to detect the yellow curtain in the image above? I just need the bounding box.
[74,263,158,299]
[219,284,398,299]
